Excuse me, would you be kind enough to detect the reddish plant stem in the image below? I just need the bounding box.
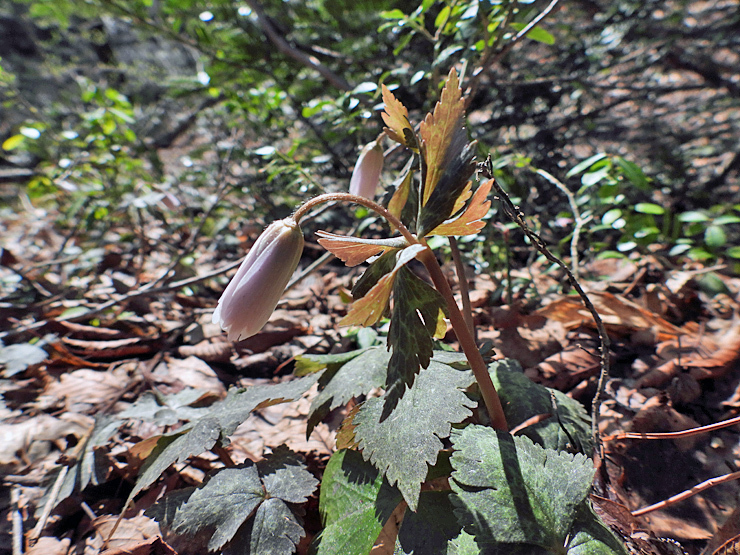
[295,193,508,431]
[417,246,508,431]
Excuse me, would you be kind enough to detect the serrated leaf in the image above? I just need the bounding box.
[384,266,448,418]
[354,358,476,510]
[566,503,629,555]
[316,231,405,267]
[257,444,318,503]
[488,359,592,453]
[149,446,315,554]
[351,249,398,299]
[450,425,595,551]
[173,463,264,550]
[388,163,413,223]
[342,245,425,327]
[419,68,466,207]
[395,491,463,554]
[417,141,477,237]
[210,373,321,436]
[294,347,368,376]
[118,389,212,426]
[317,449,403,555]
[225,497,305,555]
[381,84,416,149]
[428,179,492,236]
[307,346,390,437]
[130,375,319,502]
[131,417,221,500]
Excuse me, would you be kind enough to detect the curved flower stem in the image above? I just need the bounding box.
[417,245,508,432]
[293,193,417,246]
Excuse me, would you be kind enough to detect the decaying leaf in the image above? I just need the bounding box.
[427,179,492,237]
[381,84,416,149]
[418,68,466,207]
[316,231,405,267]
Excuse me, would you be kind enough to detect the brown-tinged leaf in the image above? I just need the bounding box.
[427,178,492,236]
[335,404,360,449]
[316,230,404,267]
[341,245,425,327]
[388,165,413,224]
[381,85,415,149]
[419,68,465,207]
[341,272,396,327]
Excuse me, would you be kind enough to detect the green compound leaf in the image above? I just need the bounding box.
[305,346,390,438]
[317,449,403,555]
[147,446,316,554]
[384,266,448,418]
[354,358,476,511]
[489,359,593,454]
[223,497,306,555]
[450,425,597,552]
[130,374,320,503]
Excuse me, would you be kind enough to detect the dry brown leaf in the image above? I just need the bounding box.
[630,395,700,451]
[526,343,602,391]
[26,537,71,555]
[537,291,682,341]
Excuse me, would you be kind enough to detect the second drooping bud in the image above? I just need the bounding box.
[212,217,304,341]
[349,139,384,199]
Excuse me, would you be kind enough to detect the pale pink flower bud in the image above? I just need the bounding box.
[212,217,304,341]
[349,140,384,199]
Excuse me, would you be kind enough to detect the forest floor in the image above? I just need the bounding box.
[3,189,740,555]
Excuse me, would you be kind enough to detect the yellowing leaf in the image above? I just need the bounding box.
[316,231,397,267]
[381,85,416,149]
[451,181,472,215]
[419,69,465,206]
[340,272,395,327]
[428,179,493,236]
[341,244,425,327]
[388,166,413,224]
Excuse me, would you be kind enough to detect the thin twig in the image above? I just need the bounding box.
[632,471,740,517]
[484,162,610,456]
[0,257,246,340]
[466,0,561,105]
[11,486,23,555]
[535,168,592,280]
[605,413,740,442]
[244,0,350,91]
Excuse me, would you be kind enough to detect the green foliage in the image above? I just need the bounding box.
[147,445,317,554]
[353,354,475,510]
[316,448,403,555]
[565,153,740,264]
[449,425,626,554]
[489,359,593,454]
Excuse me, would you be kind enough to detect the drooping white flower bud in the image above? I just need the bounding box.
[349,139,384,199]
[212,217,304,341]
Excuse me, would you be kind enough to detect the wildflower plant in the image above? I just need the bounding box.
[135,70,627,555]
